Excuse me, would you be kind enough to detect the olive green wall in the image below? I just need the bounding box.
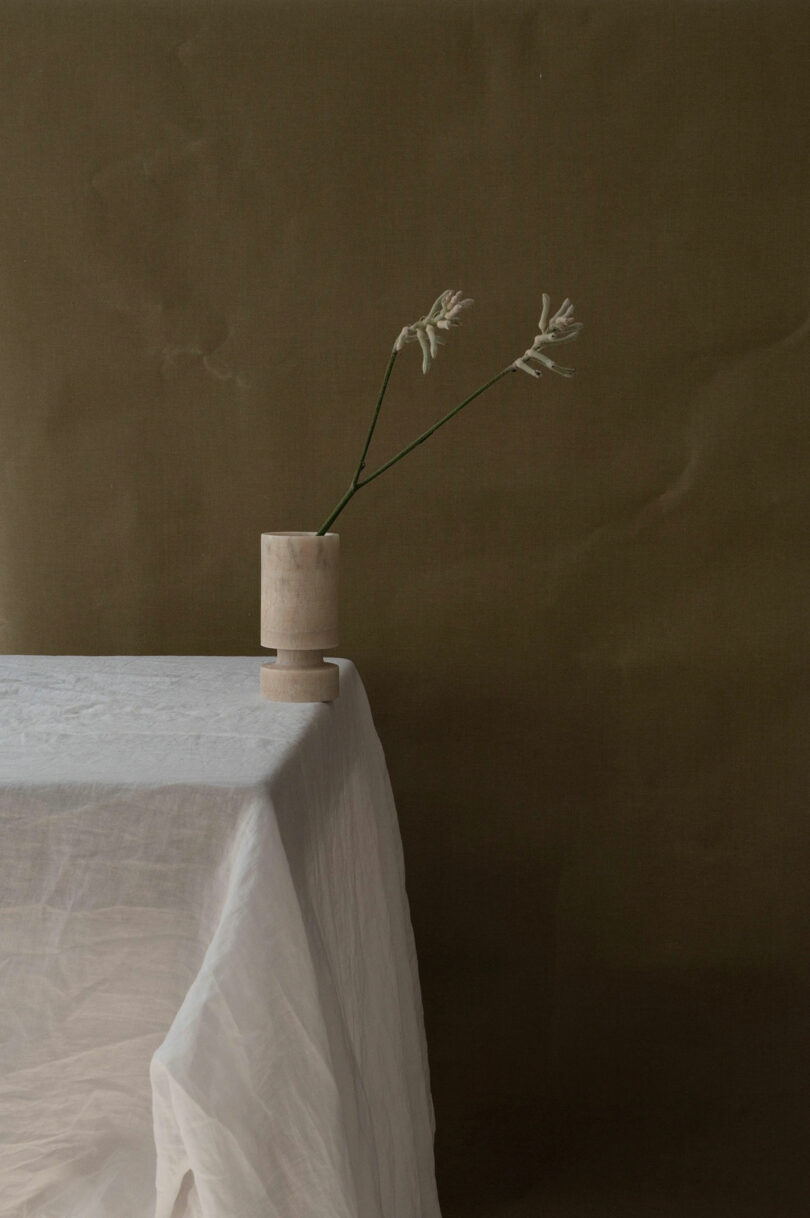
[1,2,809,1214]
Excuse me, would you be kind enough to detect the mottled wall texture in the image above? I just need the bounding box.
[1,2,809,1214]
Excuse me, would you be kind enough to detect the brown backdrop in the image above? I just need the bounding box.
[1,2,809,1214]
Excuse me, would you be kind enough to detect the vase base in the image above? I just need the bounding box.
[260,659,340,703]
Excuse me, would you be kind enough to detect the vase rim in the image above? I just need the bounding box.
[261,531,338,538]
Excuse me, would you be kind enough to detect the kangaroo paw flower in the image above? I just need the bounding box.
[513,295,583,379]
[394,289,474,373]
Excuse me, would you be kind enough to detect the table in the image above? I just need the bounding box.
[0,656,441,1218]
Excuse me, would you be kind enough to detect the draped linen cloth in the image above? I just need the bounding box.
[0,656,441,1218]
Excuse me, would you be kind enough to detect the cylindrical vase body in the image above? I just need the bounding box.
[260,532,339,650]
[260,532,340,702]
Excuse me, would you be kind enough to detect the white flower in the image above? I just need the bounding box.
[394,289,474,374]
[513,294,583,379]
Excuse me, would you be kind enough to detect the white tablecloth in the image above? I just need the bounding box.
[0,656,441,1218]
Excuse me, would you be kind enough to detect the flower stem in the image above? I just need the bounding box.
[316,483,357,536]
[353,347,398,486]
[316,347,399,535]
[356,366,515,490]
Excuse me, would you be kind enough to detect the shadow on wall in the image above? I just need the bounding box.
[377,663,810,1218]
[430,966,810,1218]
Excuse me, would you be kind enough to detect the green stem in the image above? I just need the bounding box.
[316,483,356,536]
[316,347,399,535]
[356,366,515,489]
[353,347,398,485]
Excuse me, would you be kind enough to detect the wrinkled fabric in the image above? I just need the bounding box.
[0,656,440,1218]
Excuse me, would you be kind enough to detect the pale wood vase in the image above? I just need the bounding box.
[260,532,340,702]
